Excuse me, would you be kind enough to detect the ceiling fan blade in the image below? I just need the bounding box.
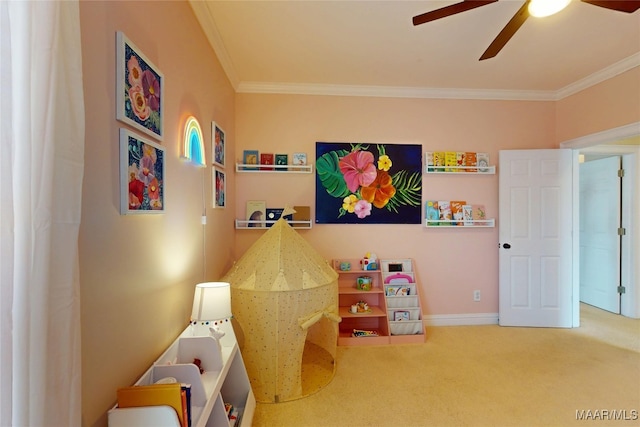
[581,0,640,13]
[413,0,497,26]
[479,0,530,60]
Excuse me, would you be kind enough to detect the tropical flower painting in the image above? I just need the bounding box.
[315,142,422,224]
[116,32,163,140]
[120,129,165,214]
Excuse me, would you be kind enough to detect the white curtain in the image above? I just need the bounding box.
[0,1,84,426]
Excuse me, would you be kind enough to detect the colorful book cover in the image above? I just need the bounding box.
[472,204,486,223]
[463,204,473,226]
[275,153,288,171]
[456,152,466,170]
[425,152,434,172]
[425,200,439,225]
[242,150,259,170]
[464,152,477,172]
[444,151,457,172]
[266,208,293,227]
[292,205,311,222]
[433,151,445,172]
[477,152,490,173]
[260,153,274,170]
[438,200,452,223]
[450,200,466,226]
[292,152,307,165]
[246,200,266,227]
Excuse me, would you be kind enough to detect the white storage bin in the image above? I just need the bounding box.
[389,320,423,335]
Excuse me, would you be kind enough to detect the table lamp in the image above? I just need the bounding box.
[190,282,232,344]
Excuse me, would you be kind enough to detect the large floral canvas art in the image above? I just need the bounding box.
[316,142,422,224]
[120,128,165,214]
[116,32,164,140]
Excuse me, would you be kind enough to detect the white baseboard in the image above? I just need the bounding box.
[423,313,499,326]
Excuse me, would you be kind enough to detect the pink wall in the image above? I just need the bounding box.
[79,1,236,425]
[234,94,557,318]
[556,67,640,143]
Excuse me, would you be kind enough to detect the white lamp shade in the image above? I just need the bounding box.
[528,0,571,18]
[191,282,232,321]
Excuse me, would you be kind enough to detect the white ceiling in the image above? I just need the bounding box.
[190,1,640,100]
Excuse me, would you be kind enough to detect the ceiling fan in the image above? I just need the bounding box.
[412,0,640,60]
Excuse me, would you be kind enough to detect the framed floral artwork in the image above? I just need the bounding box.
[212,122,225,168]
[120,128,165,214]
[213,167,226,208]
[116,31,164,141]
[315,142,422,224]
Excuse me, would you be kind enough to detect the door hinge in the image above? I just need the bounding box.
[618,227,626,236]
[618,168,625,178]
[617,286,626,294]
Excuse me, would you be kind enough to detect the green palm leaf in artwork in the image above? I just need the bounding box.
[316,149,351,199]
[386,170,422,213]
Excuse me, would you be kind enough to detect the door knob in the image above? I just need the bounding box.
[503,243,511,249]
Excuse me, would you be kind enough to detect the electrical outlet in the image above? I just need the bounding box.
[473,290,481,302]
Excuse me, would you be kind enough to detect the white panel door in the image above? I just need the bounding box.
[579,156,621,313]
[499,149,574,327]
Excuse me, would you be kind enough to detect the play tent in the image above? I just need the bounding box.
[222,215,340,403]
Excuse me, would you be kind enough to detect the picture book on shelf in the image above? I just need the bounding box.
[246,200,266,227]
[275,154,288,171]
[266,208,293,227]
[385,285,411,296]
[292,152,307,166]
[394,310,410,321]
[463,204,473,226]
[425,200,439,224]
[450,200,466,226]
[472,204,486,222]
[425,152,434,172]
[464,152,477,172]
[477,152,490,172]
[260,153,274,170]
[242,150,259,170]
[444,151,457,172]
[433,151,445,172]
[456,152,465,168]
[438,200,452,222]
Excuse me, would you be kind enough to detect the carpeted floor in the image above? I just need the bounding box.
[252,304,640,426]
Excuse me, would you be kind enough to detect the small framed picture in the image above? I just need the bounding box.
[213,167,226,208]
[292,152,307,166]
[394,310,410,321]
[212,122,225,168]
[116,32,164,141]
[243,150,259,170]
[119,128,165,214]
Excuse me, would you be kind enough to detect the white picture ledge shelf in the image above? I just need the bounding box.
[424,165,495,174]
[425,219,495,228]
[235,163,313,173]
[235,219,313,229]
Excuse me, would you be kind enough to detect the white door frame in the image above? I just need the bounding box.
[560,121,640,320]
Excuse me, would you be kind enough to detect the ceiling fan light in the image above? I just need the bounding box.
[528,0,571,17]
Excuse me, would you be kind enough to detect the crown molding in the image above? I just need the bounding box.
[236,82,556,101]
[189,0,240,90]
[554,52,640,100]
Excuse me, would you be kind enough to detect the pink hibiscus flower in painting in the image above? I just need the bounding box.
[127,56,143,87]
[141,69,161,112]
[354,199,372,219]
[147,177,160,200]
[129,85,150,121]
[339,150,377,193]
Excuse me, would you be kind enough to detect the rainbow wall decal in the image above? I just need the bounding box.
[183,116,206,166]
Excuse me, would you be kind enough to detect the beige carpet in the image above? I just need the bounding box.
[253,304,640,427]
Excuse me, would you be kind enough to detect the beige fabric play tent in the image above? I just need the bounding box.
[222,215,340,403]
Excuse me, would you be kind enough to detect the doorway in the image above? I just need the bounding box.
[561,122,640,320]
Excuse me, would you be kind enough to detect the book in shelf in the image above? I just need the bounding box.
[450,200,466,226]
[246,200,266,227]
[275,154,288,171]
[116,383,187,427]
[260,153,274,170]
